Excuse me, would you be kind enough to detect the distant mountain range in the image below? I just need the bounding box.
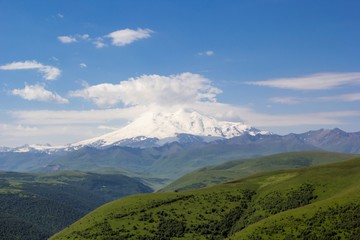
[0,108,359,179]
[0,129,359,180]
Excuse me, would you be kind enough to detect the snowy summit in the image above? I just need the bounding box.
[73,108,268,148]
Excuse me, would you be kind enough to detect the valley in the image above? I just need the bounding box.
[50,156,360,239]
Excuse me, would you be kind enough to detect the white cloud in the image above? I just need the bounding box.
[198,50,214,56]
[57,34,105,48]
[70,72,222,107]
[57,34,91,44]
[106,28,153,46]
[247,72,360,90]
[80,34,90,40]
[57,13,64,19]
[38,66,61,80]
[0,61,43,70]
[93,38,106,48]
[57,35,77,43]
[11,84,69,104]
[0,60,61,80]
[79,63,87,68]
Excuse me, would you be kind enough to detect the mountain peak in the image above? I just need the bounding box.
[73,109,266,148]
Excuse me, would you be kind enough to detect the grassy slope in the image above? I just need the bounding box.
[0,171,152,239]
[51,156,360,240]
[229,157,360,239]
[162,151,358,192]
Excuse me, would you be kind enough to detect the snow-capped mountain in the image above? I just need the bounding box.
[9,144,67,154]
[72,108,268,148]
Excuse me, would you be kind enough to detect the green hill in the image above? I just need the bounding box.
[51,155,360,240]
[162,151,358,192]
[0,171,152,240]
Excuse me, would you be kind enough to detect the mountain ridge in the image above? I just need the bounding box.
[1,128,360,179]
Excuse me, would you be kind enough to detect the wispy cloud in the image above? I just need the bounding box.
[319,92,360,102]
[70,72,222,107]
[270,97,302,104]
[0,124,38,133]
[190,102,360,128]
[0,123,113,147]
[0,60,61,80]
[247,72,360,90]
[58,28,153,48]
[269,93,360,104]
[98,125,120,131]
[106,28,153,46]
[11,84,68,104]
[79,63,87,68]
[10,107,146,125]
[198,50,214,56]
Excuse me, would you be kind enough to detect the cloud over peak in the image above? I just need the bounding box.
[70,72,222,108]
[0,60,61,80]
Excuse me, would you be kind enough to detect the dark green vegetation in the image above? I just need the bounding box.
[162,151,358,191]
[51,156,360,240]
[0,171,152,240]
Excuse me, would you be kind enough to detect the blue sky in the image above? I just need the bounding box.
[0,0,359,146]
